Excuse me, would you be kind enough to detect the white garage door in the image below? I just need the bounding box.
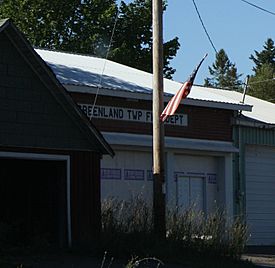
[246,145,275,245]
[101,150,153,201]
[174,154,218,215]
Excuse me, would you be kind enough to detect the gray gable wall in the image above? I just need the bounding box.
[0,31,106,152]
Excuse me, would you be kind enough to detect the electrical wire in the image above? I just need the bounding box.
[240,0,275,17]
[191,0,218,54]
[90,1,122,118]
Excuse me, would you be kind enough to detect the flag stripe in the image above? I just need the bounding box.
[160,54,207,122]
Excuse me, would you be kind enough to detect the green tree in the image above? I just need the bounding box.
[110,0,180,79]
[204,49,242,90]
[248,64,275,102]
[250,38,275,72]
[248,38,275,102]
[0,0,180,79]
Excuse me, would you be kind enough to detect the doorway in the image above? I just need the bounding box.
[0,157,68,248]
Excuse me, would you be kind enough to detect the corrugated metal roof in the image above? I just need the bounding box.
[36,49,252,111]
[215,89,275,125]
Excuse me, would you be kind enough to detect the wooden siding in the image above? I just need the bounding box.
[0,31,105,152]
[70,150,101,247]
[71,93,233,142]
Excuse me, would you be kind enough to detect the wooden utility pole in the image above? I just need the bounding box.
[152,0,166,239]
[241,75,250,104]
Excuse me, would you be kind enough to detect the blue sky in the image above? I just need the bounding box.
[123,0,275,85]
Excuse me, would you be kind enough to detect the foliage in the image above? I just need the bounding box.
[248,64,275,102]
[101,196,154,257]
[0,0,180,78]
[109,0,180,79]
[204,49,242,90]
[248,38,275,103]
[166,206,249,259]
[250,38,275,72]
[101,197,249,262]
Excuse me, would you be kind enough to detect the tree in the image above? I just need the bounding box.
[248,38,275,103]
[250,38,275,72]
[248,64,275,102]
[110,0,180,79]
[0,0,180,79]
[204,49,242,90]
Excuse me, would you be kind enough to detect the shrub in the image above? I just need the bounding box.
[101,196,154,256]
[101,197,248,260]
[166,206,248,259]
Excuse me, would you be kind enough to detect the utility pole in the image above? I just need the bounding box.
[152,0,166,239]
[241,75,250,104]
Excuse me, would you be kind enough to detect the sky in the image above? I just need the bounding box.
[124,0,275,86]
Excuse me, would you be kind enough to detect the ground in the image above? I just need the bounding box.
[2,249,275,268]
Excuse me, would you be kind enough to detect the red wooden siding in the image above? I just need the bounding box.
[70,150,101,247]
[71,93,233,142]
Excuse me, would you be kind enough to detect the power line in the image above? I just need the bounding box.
[240,0,275,17]
[91,1,122,118]
[191,0,218,54]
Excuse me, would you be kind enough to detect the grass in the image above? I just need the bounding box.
[100,196,250,267]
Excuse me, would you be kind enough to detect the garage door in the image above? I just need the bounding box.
[246,145,275,245]
[174,154,218,215]
[101,150,153,201]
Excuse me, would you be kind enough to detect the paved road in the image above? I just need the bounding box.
[242,254,275,268]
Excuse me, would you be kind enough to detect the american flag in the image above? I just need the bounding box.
[160,54,208,122]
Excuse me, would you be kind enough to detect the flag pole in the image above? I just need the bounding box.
[152,0,166,239]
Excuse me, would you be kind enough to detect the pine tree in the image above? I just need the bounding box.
[248,38,275,103]
[204,49,242,90]
[250,38,275,72]
[248,64,275,102]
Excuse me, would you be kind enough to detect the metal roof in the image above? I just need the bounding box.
[214,89,275,125]
[35,49,253,112]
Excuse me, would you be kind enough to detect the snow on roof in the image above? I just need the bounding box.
[35,49,275,124]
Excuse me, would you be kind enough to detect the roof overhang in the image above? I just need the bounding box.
[234,117,275,129]
[103,132,239,153]
[65,84,252,112]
